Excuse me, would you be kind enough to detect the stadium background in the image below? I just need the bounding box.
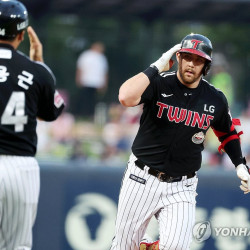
[18,0,250,249]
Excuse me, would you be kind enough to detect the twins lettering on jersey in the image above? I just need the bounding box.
[156,101,214,130]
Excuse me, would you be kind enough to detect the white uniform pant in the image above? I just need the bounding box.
[0,156,40,250]
[111,153,198,250]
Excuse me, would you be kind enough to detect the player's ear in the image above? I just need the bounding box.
[17,30,25,42]
[176,52,181,64]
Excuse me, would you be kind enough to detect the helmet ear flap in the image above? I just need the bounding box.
[203,61,211,76]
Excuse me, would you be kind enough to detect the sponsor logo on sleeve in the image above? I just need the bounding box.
[54,90,64,108]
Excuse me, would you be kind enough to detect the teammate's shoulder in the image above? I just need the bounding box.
[17,51,55,82]
[16,49,28,59]
[32,60,54,76]
[33,61,56,85]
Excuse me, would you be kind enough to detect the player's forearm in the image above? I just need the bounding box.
[224,139,244,167]
[119,72,150,107]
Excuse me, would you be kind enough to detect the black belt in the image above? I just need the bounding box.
[135,159,195,183]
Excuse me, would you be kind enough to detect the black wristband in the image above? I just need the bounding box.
[143,66,159,81]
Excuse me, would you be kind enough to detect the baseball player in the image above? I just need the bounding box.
[0,1,64,249]
[110,33,250,250]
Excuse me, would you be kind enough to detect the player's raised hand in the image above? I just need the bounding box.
[150,44,181,73]
[27,26,44,62]
[236,163,250,194]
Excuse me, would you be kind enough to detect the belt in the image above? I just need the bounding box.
[134,159,195,183]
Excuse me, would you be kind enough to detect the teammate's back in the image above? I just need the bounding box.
[0,1,64,249]
[0,43,64,156]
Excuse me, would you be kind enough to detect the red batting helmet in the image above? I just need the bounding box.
[179,33,213,75]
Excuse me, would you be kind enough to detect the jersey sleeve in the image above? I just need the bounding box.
[140,75,161,104]
[35,62,65,121]
[211,92,244,166]
[211,93,232,133]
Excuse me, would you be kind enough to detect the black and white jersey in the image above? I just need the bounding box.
[132,71,234,176]
[0,43,64,156]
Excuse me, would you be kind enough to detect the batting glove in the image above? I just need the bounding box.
[150,44,181,73]
[236,163,250,194]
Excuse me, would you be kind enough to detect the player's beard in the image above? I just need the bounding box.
[178,61,202,86]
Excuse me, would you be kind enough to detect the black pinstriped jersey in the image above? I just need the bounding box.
[132,71,235,176]
[0,43,64,156]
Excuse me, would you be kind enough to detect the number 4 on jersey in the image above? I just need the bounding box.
[1,91,27,132]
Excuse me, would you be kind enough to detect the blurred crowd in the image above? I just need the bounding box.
[36,102,141,166]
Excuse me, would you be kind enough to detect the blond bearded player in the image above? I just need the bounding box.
[110,34,249,250]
